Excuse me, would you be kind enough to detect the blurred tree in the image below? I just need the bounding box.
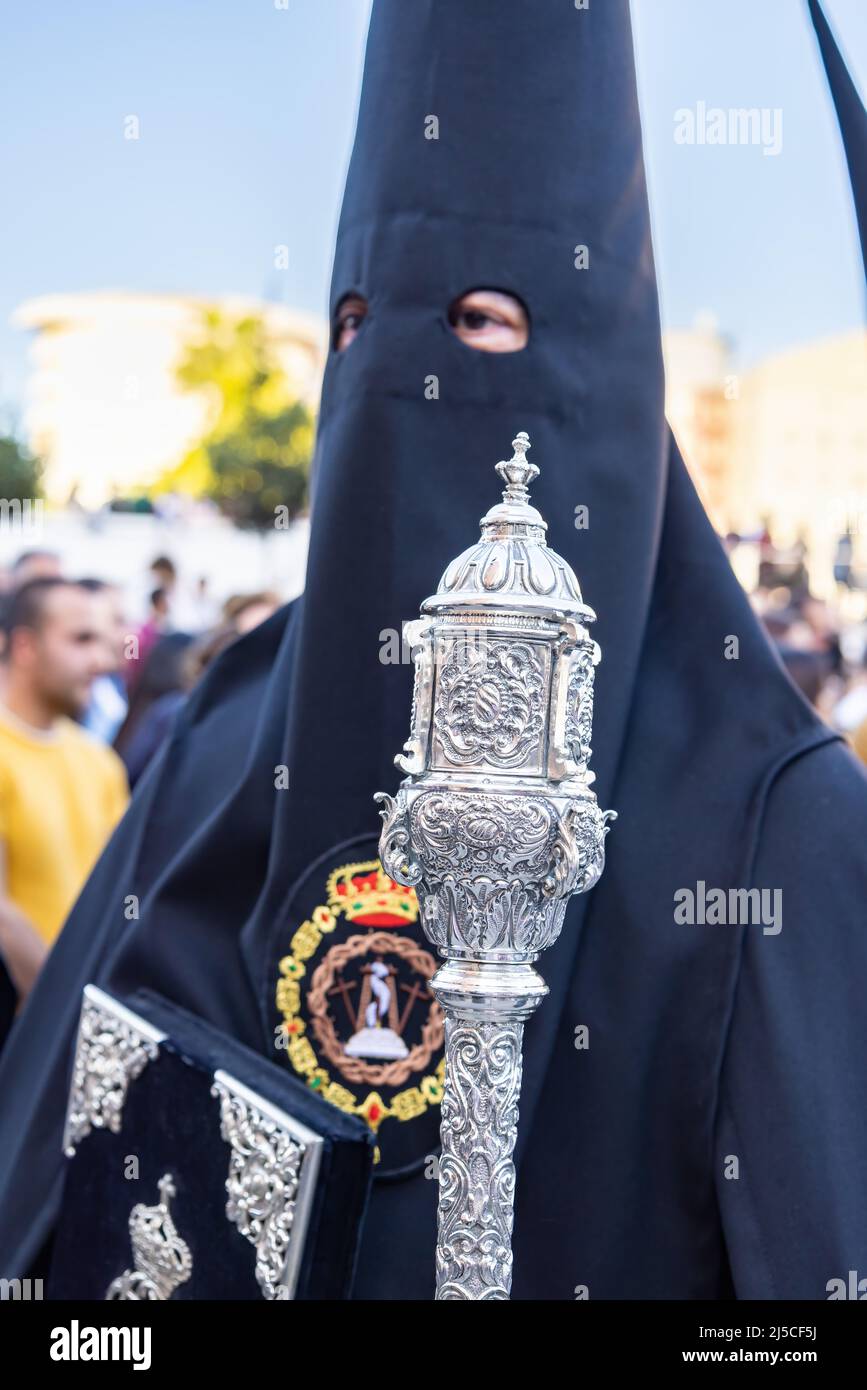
[163,308,314,528]
[0,433,43,501]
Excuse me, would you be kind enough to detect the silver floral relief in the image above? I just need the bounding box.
[411,791,555,952]
[211,1077,310,1300]
[376,785,421,890]
[431,637,548,772]
[411,790,555,876]
[422,877,560,955]
[556,799,616,897]
[565,638,598,771]
[436,1016,523,1300]
[64,987,163,1157]
[378,786,612,955]
[380,788,612,954]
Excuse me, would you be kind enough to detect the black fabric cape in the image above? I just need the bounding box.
[2,0,867,1299]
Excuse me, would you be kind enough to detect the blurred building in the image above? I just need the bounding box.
[12,291,326,508]
[664,318,867,597]
[663,312,736,528]
[732,331,867,593]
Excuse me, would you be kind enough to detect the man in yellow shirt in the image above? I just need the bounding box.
[0,578,128,1006]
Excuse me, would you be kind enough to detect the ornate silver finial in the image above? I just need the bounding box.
[495,430,539,506]
[424,427,591,621]
[157,1174,175,1202]
[376,429,615,1300]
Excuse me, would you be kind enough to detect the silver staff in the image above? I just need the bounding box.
[376,431,614,1300]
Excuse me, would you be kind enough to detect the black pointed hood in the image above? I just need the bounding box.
[809,0,867,282]
[252,0,665,907]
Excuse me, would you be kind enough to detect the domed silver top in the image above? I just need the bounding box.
[422,432,595,622]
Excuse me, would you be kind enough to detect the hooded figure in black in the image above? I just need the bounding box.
[2,0,867,1300]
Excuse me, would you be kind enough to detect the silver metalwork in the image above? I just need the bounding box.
[211,1071,323,1300]
[106,1174,193,1300]
[64,986,325,1301]
[63,984,165,1157]
[377,431,615,1299]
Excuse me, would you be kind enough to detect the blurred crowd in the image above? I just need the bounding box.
[0,546,281,1027]
[731,526,867,761]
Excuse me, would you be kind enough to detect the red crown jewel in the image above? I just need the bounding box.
[326,861,419,928]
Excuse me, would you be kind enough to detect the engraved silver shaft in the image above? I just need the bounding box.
[436,1015,523,1299]
[431,959,546,1299]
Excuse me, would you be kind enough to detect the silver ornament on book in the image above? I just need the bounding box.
[105,1174,193,1301]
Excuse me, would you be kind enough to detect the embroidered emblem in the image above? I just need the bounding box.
[275,860,444,1159]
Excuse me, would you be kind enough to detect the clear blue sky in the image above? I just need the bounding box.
[1,0,865,426]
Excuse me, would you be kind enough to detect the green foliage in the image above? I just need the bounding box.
[207,399,312,527]
[0,434,44,502]
[167,308,314,528]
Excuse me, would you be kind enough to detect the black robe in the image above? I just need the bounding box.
[1,0,866,1299]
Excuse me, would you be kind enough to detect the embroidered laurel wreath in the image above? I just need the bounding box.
[307,931,444,1087]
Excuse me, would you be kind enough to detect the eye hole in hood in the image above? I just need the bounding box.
[333,287,530,354]
[333,293,368,352]
[447,288,529,353]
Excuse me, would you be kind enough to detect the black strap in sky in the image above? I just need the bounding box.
[809,0,867,284]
